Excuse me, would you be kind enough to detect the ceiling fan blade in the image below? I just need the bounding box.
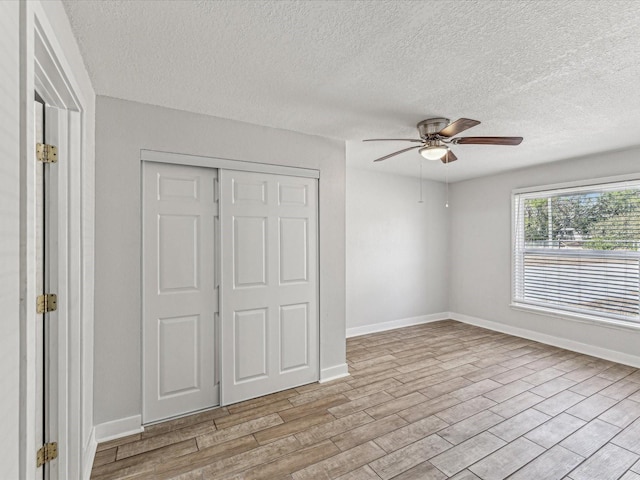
[454,136,523,145]
[373,145,422,162]
[363,138,423,143]
[441,150,458,164]
[438,118,481,137]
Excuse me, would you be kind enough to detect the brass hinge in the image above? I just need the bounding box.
[36,293,57,314]
[36,143,58,163]
[36,442,58,467]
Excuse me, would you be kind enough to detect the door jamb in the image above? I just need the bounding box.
[20,5,92,480]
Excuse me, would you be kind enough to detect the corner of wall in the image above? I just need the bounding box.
[346,312,450,338]
[449,312,640,369]
[94,415,144,444]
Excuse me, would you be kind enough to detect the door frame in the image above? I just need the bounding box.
[20,4,94,479]
[139,149,321,409]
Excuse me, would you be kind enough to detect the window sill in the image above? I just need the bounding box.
[510,302,640,333]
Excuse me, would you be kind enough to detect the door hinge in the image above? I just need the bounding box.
[36,442,58,467]
[36,293,57,314]
[36,143,58,163]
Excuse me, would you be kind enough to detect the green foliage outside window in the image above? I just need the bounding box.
[524,189,640,251]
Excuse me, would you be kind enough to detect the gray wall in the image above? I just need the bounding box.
[449,147,640,360]
[1,1,20,476]
[346,168,449,329]
[94,96,346,425]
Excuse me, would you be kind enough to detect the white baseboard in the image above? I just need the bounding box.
[94,415,144,444]
[319,363,350,383]
[346,312,449,338]
[82,427,98,480]
[450,312,640,369]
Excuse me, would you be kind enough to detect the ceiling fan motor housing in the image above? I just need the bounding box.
[417,118,450,139]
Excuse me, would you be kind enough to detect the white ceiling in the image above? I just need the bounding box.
[63,0,640,182]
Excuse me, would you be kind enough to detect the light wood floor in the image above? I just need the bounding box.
[91,320,640,479]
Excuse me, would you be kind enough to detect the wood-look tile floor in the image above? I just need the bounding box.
[92,320,640,479]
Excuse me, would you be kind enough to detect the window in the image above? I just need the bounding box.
[513,178,640,325]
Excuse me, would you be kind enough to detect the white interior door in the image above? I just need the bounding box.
[142,162,219,423]
[35,100,61,480]
[43,105,61,480]
[220,170,318,405]
[34,98,45,480]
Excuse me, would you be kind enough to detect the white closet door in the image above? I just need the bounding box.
[220,170,318,405]
[142,162,218,423]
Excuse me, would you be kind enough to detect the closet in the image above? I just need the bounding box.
[142,155,318,423]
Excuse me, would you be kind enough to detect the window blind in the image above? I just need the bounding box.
[513,180,640,323]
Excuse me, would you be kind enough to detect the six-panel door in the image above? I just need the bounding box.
[142,162,219,423]
[220,170,319,405]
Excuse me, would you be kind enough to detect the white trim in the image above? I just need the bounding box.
[346,312,449,338]
[319,364,350,383]
[513,172,640,195]
[81,428,97,480]
[19,3,96,479]
[450,312,640,369]
[141,149,320,179]
[511,175,640,327]
[510,190,520,308]
[94,416,144,444]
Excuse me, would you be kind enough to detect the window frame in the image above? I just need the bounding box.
[511,173,640,331]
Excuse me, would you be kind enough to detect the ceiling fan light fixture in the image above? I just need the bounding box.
[419,145,449,161]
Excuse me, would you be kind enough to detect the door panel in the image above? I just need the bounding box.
[280,303,309,372]
[158,174,200,201]
[279,217,308,283]
[158,315,200,397]
[233,216,267,287]
[234,308,268,382]
[158,214,199,292]
[220,170,318,405]
[233,178,267,204]
[278,183,307,206]
[142,162,218,423]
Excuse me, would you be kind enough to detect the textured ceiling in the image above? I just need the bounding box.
[63,0,640,182]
